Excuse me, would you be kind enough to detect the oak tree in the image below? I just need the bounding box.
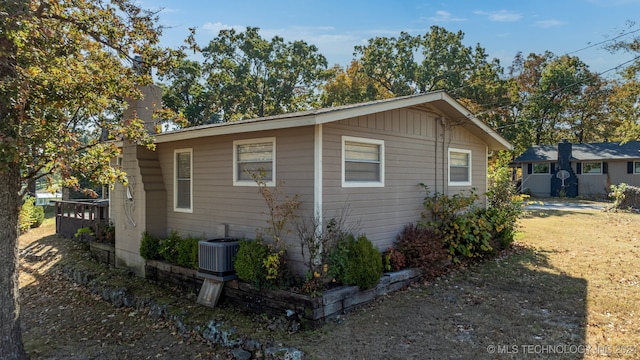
[321,60,393,107]
[607,28,640,142]
[509,52,612,149]
[158,59,215,127]
[201,27,329,121]
[352,26,511,123]
[0,0,177,357]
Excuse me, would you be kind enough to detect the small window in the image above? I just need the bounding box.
[342,136,384,187]
[533,163,550,174]
[233,137,275,186]
[583,162,602,174]
[448,148,471,186]
[174,149,192,212]
[635,161,640,174]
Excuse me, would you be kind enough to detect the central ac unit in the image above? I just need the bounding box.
[198,238,239,279]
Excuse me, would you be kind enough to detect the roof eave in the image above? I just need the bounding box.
[154,114,318,143]
[152,91,512,151]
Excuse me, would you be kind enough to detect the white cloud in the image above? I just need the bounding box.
[196,23,361,66]
[428,10,467,23]
[200,22,245,34]
[534,19,565,28]
[474,10,522,22]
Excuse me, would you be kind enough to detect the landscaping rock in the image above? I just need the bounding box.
[231,348,252,360]
[264,346,304,360]
[202,320,243,348]
[243,338,262,352]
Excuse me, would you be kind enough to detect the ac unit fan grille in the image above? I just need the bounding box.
[198,239,239,276]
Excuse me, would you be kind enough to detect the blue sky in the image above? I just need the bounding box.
[143,0,640,77]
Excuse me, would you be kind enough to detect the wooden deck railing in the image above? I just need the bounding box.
[55,200,109,239]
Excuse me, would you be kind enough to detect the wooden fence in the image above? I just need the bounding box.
[55,200,109,239]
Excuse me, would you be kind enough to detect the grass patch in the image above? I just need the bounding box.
[520,210,640,356]
[20,209,640,359]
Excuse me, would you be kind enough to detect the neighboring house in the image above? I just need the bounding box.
[512,140,640,198]
[111,86,512,276]
[35,191,62,206]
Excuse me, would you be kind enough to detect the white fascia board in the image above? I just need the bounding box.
[314,92,447,124]
[151,90,511,151]
[154,114,318,143]
[430,93,513,151]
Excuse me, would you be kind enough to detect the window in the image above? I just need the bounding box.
[342,136,384,187]
[635,162,640,174]
[174,149,192,212]
[533,163,550,174]
[448,149,471,185]
[583,162,602,174]
[233,137,275,186]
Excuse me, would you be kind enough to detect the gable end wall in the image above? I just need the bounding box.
[322,107,488,251]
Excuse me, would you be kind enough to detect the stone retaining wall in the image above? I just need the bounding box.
[224,268,422,327]
[143,260,422,327]
[145,260,203,294]
[89,242,116,266]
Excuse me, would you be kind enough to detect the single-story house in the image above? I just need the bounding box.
[511,139,640,198]
[36,191,62,206]
[111,86,512,276]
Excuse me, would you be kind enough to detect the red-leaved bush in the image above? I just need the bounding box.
[395,223,449,278]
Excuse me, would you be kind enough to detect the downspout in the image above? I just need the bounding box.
[314,124,323,257]
[441,117,447,194]
[435,117,439,193]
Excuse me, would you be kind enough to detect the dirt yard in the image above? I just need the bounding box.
[19,208,640,359]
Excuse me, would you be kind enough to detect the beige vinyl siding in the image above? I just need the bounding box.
[580,160,640,196]
[609,160,639,187]
[520,163,552,197]
[156,127,315,267]
[322,107,487,251]
[577,161,608,196]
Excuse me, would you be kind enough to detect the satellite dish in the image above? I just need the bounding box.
[556,170,570,186]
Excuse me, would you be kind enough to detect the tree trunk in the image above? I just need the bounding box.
[0,162,27,359]
[0,1,28,356]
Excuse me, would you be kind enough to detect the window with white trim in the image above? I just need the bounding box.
[583,162,602,174]
[233,137,276,186]
[533,163,550,174]
[342,136,384,187]
[635,161,640,174]
[174,149,192,212]
[448,148,471,186]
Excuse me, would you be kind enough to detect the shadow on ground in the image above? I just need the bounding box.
[287,246,588,360]
[19,225,589,359]
[19,230,225,359]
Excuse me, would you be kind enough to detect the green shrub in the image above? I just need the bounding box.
[19,195,44,233]
[483,207,518,251]
[234,239,270,287]
[327,239,350,282]
[140,231,161,260]
[74,226,94,240]
[31,205,45,228]
[440,209,494,261]
[382,247,406,272]
[609,183,640,210]
[96,222,115,244]
[610,183,627,208]
[395,223,449,277]
[420,186,496,263]
[159,230,181,263]
[486,162,525,249]
[330,234,382,289]
[177,235,201,270]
